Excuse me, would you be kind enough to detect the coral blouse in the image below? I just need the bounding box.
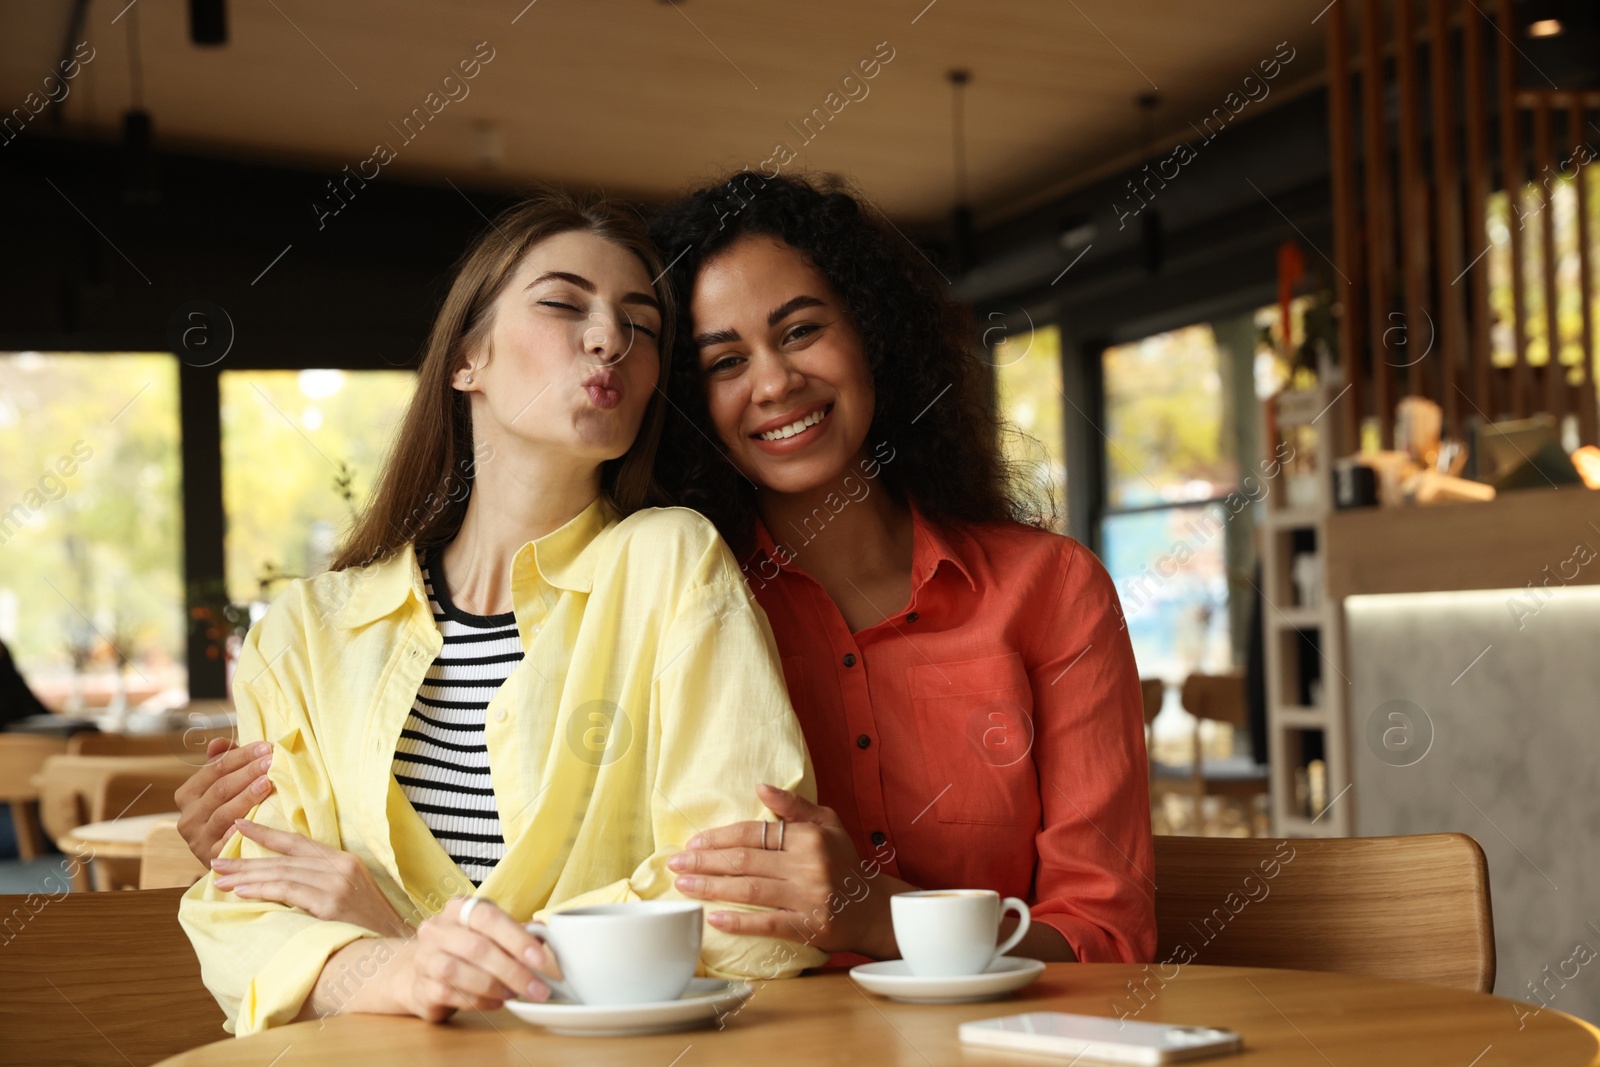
[743,505,1156,963]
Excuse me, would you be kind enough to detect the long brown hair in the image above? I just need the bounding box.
[332,188,675,572]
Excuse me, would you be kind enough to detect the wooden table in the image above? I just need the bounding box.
[154,964,1600,1066]
[58,812,183,891]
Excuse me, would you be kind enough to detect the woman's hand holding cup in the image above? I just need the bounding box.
[390,896,559,1021]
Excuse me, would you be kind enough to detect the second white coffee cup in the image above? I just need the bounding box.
[890,889,1031,977]
[525,900,702,1005]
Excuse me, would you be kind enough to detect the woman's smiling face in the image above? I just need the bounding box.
[690,236,874,495]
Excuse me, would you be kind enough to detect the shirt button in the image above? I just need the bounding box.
[856,734,872,749]
[843,653,857,668]
[871,831,887,846]
[906,612,919,623]
[493,708,507,722]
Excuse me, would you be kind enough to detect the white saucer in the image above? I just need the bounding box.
[849,957,1046,1003]
[503,978,753,1036]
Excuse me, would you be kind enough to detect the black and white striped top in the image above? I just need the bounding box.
[392,557,520,886]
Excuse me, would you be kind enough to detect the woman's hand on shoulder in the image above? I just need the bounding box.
[667,784,907,958]
[210,820,412,939]
[174,737,275,862]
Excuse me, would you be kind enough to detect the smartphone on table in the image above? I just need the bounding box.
[959,1011,1242,1064]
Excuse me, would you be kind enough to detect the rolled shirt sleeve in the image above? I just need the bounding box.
[179,622,381,1035]
[1027,543,1157,963]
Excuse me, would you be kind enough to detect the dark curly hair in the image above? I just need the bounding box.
[648,171,1044,551]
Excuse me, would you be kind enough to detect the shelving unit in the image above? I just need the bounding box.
[1259,383,1352,837]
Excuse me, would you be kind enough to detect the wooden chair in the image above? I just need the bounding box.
[0,887,224,1066]
[34,754,196,844]
[74,772,194,891]
[1149,672,1268,834]
[140,819,207,890]
[69,727,234,759]
[1153,833,1496,992]
[1139,678,1164,728]
[0,734,69,860]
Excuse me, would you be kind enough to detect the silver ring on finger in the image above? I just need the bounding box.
[761,820,769,850]
[458,894,493,930]
[776,817,786,851]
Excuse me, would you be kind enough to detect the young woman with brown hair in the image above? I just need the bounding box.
[177,190,822,1035]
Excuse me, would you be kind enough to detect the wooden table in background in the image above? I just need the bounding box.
[57,812,182,891]
[154,964,1600,1066]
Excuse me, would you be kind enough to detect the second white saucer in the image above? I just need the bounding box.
[849,956,1046,1004]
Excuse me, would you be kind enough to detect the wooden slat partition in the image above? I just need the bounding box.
[1428,0,1466,437]
[1496,0,1531,417]
[1322,0,1599,453]
[1394,0,1430,401]
[1574,94,1599,446]
[1359,0,1395,448]
[1460,4,1494,422]
[1328,3,1364,454]
[1534,98,1562,420]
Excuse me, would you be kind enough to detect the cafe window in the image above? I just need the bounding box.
[220,369,416,606]
[1100,324,1240,684]
[0,352,185,710]
[1485,166,1600,377]
[993,323,1069,530]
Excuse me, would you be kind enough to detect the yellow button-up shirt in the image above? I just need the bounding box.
[180,500,825,1035]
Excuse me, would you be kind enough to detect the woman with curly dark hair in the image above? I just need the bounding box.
[652,173,1156,968]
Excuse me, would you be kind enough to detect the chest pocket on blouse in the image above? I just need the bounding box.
[907,652,1041,826]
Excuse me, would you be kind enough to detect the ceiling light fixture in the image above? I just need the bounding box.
[947,68,974,275]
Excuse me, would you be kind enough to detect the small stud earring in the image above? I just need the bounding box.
[465,374,473,384]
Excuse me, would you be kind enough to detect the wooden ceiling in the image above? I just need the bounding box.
[2,0,1326,225]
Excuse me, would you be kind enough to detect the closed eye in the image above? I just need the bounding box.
[538,300,580,312]
[627,320,659,339]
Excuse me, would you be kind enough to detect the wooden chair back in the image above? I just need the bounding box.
[1139,679,1165,727]
[1153,833,1495,993]
[93,770,193,825]
[0,734,69,860]
[69,728,234,759]
[35,755,195,842]
[0,887,224,1066]
[1179,672,1248,727]
[0,734,70,802]
[140,820,207,889]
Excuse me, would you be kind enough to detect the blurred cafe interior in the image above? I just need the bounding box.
[2,0,1599,1063]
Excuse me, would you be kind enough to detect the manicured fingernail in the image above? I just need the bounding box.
[675,876,702,892]
[668,853,689,870]
[234,819,249,829]
[686,835,705,849]
[252,776,271,795]
[527,980,549,1001]
[523,946,543,965]
[708,911,731,926]
[214,877,233,889]
[210,858,231,869]
[257,755,272,772]
[251,742,272,757]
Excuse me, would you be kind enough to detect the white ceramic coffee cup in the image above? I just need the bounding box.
[525,900,702,1005]
[890,889,1031,977]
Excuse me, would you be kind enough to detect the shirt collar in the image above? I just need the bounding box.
[510,496,617,596]
[747,500,976,594]
[329,497,617,628]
